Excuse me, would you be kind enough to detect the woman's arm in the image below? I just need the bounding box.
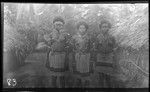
[35,33,52,51]
[89,36,98,62]
[89,37,97,73]
[35,42,50,50]
[69,36,77,72]
[43,33,53,68]
[111,36,118,51]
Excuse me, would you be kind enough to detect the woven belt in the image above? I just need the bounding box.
[50,51,66,56]
[95,62,114,68]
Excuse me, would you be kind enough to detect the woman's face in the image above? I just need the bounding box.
[78,25,86,35]
[54,21,64,31]
[100,23,110,34]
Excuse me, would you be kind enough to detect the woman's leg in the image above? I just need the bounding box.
[98,72,105,87]
[59,76,66,88]
[76,77,82,87]
[51,75,57,87]
[45,50,51,68]
[65,75,75,88]
[104,74,112,88]
[84,79,90,88]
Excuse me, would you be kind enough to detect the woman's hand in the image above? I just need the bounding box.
[113,47,118,51]
[90,61,95,73]
[97,34,104,43]
[36,42,50,50]
[44,34,51,42]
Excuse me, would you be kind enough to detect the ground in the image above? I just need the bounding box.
[3,51,149,88]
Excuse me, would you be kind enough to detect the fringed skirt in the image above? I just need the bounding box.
[48,52,67,76]
[48,52,70,88]
[94,53,118,88]
[74,53,91,75]
[95,53,116,76]
[73,52,93,87]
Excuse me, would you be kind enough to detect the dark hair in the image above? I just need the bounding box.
[53,16,65,24]
[77,21,89,31]
[99,20,111,29]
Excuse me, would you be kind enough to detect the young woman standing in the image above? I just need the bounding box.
[43,16,72,88]
[93,20,119,88]
[71,21,94,88]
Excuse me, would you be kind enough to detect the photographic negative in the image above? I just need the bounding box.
[2,3,149,88]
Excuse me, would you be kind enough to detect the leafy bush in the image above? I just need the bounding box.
[111,4,148,50]
[4,4,38,67]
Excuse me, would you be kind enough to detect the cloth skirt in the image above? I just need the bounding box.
[95,53,116,76]
[48,52,67,76]
[75,53,91,74]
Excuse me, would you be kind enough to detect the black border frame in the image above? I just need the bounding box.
[1,1,149,92]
